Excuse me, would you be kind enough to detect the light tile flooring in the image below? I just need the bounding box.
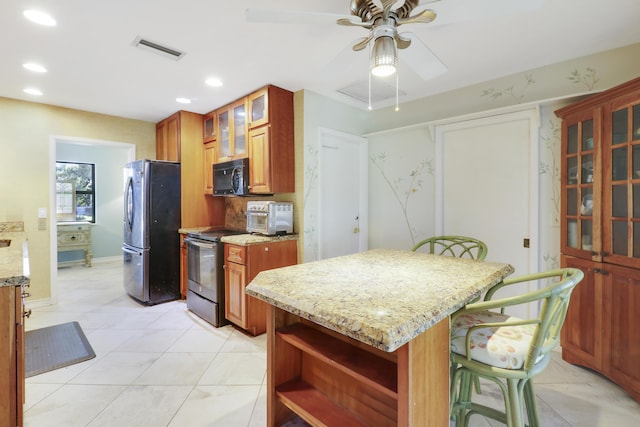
[24,260,640,426]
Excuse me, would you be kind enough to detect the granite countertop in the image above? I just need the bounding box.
[177,227,297,246]
[246,248,514,352]
[178,226,216,235]
[1,222,30,288]
[221,233,298,246]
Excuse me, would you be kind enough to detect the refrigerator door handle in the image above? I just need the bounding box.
[125,177,134,233]
[122,245,141,255]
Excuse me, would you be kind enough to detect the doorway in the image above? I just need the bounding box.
[49,136,135,305]
[317,128,368,260]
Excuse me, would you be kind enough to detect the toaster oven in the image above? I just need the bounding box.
[246,201,293,235]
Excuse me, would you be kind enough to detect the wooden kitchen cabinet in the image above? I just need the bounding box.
[157,110,226,298]
[1,285,25,426]
[556,76,640,402]
[247,85,294,194]
[224,240,297,336]
[203,141,216,194]
[216,99,248,163]
[203,110,217,143]
[156,112,180,162]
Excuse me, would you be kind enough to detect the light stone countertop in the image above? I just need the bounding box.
[246,248,514,352]
[221,233,298,246]
[1,222,30,288]
[177,226,216,235]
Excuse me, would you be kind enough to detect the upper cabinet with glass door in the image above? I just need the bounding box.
[602,94,640,269]
[248,87,269,129]
[203,110,217,143]
[561,109,598,260]
[216,99,248,163]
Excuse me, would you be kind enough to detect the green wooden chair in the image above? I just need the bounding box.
[411,235,488,260]
[449,268,584,427]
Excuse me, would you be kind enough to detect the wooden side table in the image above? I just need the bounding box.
[57,222,92,267]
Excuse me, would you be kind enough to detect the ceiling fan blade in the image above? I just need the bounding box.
[418,0,544,26]
[352,36,373,52]
[245,8,354,25]
[396,8,437,26]
[398,32,447,81]
[337,17,372,28]
[395,33,412,50]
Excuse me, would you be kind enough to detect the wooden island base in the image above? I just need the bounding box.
[266,306,450,427]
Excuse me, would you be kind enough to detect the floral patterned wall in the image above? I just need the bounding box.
[301,43,640,265]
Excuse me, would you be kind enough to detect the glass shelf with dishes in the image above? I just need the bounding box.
[565,118,594,253]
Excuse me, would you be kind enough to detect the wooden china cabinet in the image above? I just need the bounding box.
[556,76,640,403]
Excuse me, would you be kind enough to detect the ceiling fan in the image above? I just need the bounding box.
[246,0,544,82]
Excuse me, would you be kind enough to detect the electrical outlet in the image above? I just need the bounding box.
[38,218,47,231]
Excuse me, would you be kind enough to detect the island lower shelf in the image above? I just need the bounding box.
[275,322,398,426]
[267,306,450,427]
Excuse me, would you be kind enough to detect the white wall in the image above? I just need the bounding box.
[367,126,435,249]
[301,42,640,276]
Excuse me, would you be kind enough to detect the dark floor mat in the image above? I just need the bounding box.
[25,321,96,377]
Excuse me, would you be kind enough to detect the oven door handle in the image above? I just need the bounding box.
[184,237,215,248]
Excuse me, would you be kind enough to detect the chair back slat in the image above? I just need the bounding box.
[411,235,488,260]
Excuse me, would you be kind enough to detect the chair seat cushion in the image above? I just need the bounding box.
[451,310,541,370]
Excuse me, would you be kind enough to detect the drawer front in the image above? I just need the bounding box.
[58,231,90,245]
[58,224,90,231]
[225,244,246,264]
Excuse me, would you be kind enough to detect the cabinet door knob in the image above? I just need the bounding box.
[264,247,269,252]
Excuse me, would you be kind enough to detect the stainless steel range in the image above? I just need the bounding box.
[184,228,243,327]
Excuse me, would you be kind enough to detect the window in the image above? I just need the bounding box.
[56,161,95,223]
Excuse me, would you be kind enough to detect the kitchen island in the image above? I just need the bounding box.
[246,249,514,426]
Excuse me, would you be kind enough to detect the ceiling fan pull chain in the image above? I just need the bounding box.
[395,71,399,111]
[368,42,373,111]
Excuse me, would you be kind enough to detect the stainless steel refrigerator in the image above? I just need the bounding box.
[122,159,181,304]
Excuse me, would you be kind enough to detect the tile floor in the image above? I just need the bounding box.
[23,259,640,426]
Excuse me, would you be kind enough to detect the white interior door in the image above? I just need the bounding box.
[318,128,368,260]
[435,109,539,317]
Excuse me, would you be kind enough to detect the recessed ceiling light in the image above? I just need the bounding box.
[176,98,191,104]
[23,10,56,26]
[205,78,223,87]
[23,63,47,73]
[24,88,43,96]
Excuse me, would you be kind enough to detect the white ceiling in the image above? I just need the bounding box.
[2,0,640,123]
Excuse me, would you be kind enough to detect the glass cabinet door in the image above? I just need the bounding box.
[603,101,640,266]
[233,102,247,157]
[203,111,216,143]
[218,109,230,159]
[564,118,595,255]
[248,89,269,128]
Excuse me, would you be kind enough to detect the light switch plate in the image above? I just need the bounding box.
[38,207,47,218]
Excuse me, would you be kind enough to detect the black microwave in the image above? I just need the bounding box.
[213,158,250,196]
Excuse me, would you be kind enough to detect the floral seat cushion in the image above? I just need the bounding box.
[451,310,542,370]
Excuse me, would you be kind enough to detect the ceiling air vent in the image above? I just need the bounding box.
[337,80,406,105]
[132,36,186,61]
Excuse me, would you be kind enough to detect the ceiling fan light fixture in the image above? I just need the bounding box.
[370,36,397,77]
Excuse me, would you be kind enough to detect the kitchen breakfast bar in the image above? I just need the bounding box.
[246,249,514,426]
